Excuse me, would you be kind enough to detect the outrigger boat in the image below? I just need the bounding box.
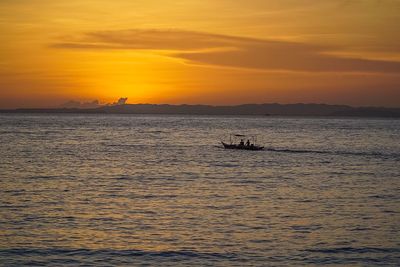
[221,134,264,151]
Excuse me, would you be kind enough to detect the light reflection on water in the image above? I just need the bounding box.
[0,114,399,266]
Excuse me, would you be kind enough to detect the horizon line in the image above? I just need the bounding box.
[2,102,400,110]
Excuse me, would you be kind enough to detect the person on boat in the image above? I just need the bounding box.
[239,139,244,146]
[246,139,250,146]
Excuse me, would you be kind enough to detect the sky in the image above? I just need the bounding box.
[0,0,400,108]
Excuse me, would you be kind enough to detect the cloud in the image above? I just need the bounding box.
[52,29,400,73]
[52,29,242,51]
[59,97,128,108]
[60,100,100,109]
[113,97,128,105]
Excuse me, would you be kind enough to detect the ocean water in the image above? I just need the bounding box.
[0,114,399,266]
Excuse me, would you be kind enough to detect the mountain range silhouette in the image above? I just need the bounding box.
[2,103,399,117]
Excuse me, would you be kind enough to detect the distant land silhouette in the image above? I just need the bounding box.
[1,103,400,118]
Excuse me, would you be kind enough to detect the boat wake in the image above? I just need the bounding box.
[264,147,400,159]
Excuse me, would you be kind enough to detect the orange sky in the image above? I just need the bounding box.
[1,0,400,108]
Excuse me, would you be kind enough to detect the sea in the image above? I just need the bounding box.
[0,114,399,266]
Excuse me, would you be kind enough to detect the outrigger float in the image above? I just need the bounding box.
[221,134,264,151]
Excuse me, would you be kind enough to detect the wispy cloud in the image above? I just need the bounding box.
[59,97,127,108]
[52,29,400,73]
[60,99,101,108]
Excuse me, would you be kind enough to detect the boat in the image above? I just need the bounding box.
[220,134,264,151]
[221,141,264,150]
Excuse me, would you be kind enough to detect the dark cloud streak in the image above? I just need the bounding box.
[52,29,400,73]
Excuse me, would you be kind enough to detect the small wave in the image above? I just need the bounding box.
[142,130,165,134]
[368,194,398,200]
[28,175,58,180]
[295,246,400,265]
[291,224,322,232]
[0,130,35,135]
[304,246,400,254]
[105,144,144,148]
[0,248,238,260]
[213,163,240,168]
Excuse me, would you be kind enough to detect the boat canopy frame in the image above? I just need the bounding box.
[228,133,259,146]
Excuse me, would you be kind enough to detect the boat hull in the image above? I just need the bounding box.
[221,142,264,151]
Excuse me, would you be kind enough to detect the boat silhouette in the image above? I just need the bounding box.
[221,134,264,151]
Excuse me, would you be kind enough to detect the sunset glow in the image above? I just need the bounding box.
[1,0,400,108]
